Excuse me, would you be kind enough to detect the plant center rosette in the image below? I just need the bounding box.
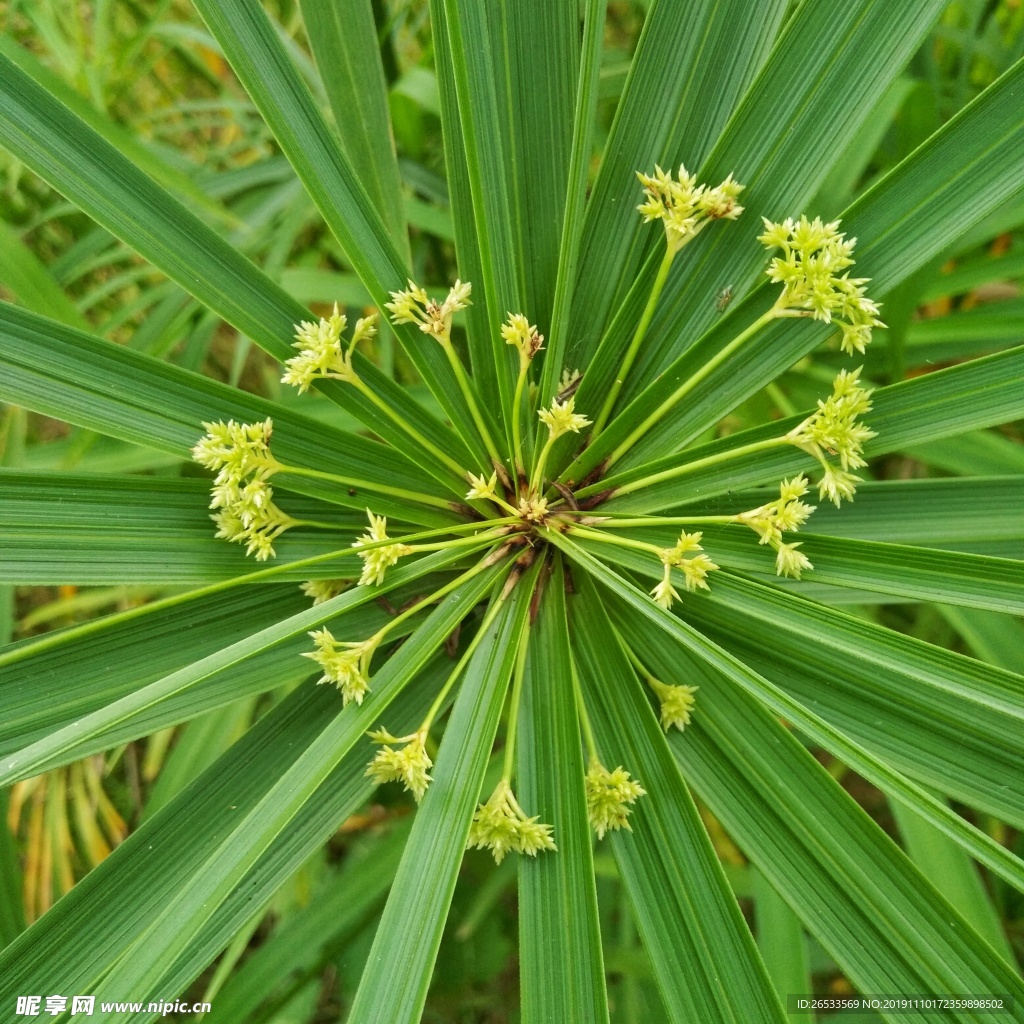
[191,166,882,862]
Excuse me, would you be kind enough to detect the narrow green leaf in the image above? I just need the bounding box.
[570,575,784,1024]
[346,577,534,1024]
[0,51,473,481]
[212,823,410,1024]
[0,304,460,527]
[0,548,489,783]
[941,604,1024,674]
[0,791,24,947]
[429,0,500,402]
[0,220,90,331]
[550,534,1024,893]
[891,801,1016,964]
[610,599,1024,1012]
[142,698,259,821]
[75,568,502,1008]
[0,668,433,1008]
[499,0,577,328]
[596,344,1024,512]
[299,0,408,254]
[190,0,488,467]
[752,870,813,1017]
[569,0,787,362]
[539,0,608,403]
[798,477,1024,546]
[906,430,1024,478]
[518,562,608,1024]
[921,243,1024,302]
[0,472,362,585]
[689,577,1024,830]
[433,0,523,433]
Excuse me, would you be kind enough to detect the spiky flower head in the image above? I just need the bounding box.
[584,758,646,839]
[283,307,377,392]
[789,367,876,506]
[300,579,349,605]
[651,576,680,610]
[538,396,591,441]
[637,164,745,252]
[759,215,884,352]
[557,366,581,397]
[775,541,813,580]
[468,780,556,864]
[385,279,471,342]
[738,475,816,547]
[365,728,433,802]
[352,510,413,586]
[501,313,544,363]
[211,494,296,561]
[651,531,719,608]
[649,679,699,732]
[192,418,277,480]
[467,471,499,503]
[518,494,549,523]
[303,628,378,705]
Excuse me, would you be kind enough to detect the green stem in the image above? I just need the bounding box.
[377,555,500,645]
[616,628,658,688]
[291,519,357,531]
[408,529,511,555]
[440,337,503,467]
[275,462,456,511]
[529,434,557,495]
[0,528,508,670]
[421,576,513,732]
[511,356,530,473]
[589,515,737,529]
[351,376,470,481]
[603,307,782,471]
[567,524,663,557]
[605,434,792,499]
[501,617,532,782]
[568,649,599,762]
[591,242,676,437]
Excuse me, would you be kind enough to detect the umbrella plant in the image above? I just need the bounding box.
[0,0,1023,1020]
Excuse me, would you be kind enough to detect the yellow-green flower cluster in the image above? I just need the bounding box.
[300,579,348,605]
[789,368,876,507]
[637,165,745,253]
[501,313,544,365]
[385,279,472,341]
[466,471,499,503]
[282,304,378,392]
[468,780,556,864]
[352,511,413,586]
[648,679,698,732]
[584,758,646,839]
[651,531,719,610]
[759,215,884,354]
[737,475,816,579]
[303,628,378,706]
[365,729,433,802]
[192,419,294,561]
[537,396,591,440]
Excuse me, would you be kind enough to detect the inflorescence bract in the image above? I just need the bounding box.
[191,166,881,860]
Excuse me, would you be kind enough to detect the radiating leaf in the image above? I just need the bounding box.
[346,575,534,1024]
[570,575,784,1024]
[518,561,608,1024]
